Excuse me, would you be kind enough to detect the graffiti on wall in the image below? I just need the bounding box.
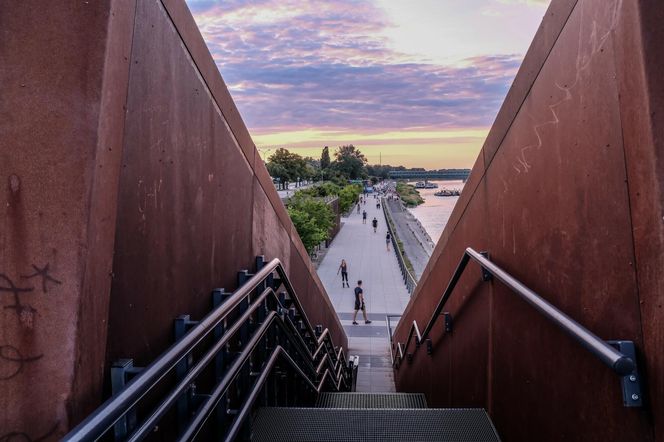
[0,264,61,376]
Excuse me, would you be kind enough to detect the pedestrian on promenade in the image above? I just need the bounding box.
[386,232,391,251]
[372,217,378,233]
[362,210,367,224]
[376,201,380,210]
[337,259,349,288]
[357,203,361,214]
[353,280,371,325]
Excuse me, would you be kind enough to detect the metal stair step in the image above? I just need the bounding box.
[251,408,501,441]
[316,392,428,408]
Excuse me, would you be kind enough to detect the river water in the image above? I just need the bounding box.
[406,180,465,243]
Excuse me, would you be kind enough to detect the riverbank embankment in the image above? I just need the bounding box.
[384,197,433,280]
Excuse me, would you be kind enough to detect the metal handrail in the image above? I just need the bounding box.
[382,197,417,293]
[222,345,342,442]
[393,247,635,376]
[176,311,348,441]
[65,258,350,440]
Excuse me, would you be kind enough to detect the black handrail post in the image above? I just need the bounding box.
[174,314,199,432]
[110,359,142,440]
[63,258,354,439]
[211,288,231,438]
[236,269,252,420]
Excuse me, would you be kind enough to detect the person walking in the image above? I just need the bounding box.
[362,210,367,224]
[357,203,361,214]
[337,259,349,288]
[372,217,378,233]
[385,232,391,251]
[353,280,371,325]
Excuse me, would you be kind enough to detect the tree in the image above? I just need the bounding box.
[338,184,362,213]
[320,146,331,169]
[287,195,334,252]
[332,144,367,179]
[266,148,307,189]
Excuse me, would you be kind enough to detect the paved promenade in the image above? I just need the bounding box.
[317,198,411,392]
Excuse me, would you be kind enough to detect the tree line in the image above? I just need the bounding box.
[266,145,375,253]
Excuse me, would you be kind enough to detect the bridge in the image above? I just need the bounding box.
[387,169,470,181]
[2,0,663,441]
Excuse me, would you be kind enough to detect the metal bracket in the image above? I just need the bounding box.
[480,251,492,281]
[444,312,453,333]
[111,359,143,440]
[174,315,200,430]
[608,340,643,407]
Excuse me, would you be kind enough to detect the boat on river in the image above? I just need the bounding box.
[434,189,461,197]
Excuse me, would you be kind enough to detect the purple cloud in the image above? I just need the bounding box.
[186,0,521,133]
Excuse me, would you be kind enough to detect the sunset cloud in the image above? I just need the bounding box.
[185,0,549,167]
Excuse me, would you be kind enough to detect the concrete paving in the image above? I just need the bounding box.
[317,198,411,392]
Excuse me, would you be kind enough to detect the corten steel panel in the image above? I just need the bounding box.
[161,0,257,166]
[105,0,347,384]
[485,2,646,439]
[0,0,130,436]
[614,1,664,439]
[395,182,490,409]
[161,0,348,354]
[106,0,256,366]
[159,0,347,353]
[252,177,292,274]
[481,0,578,165]
[394,0,657,440]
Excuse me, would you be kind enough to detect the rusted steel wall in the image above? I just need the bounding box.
[393,0,662,440]
[0,0,346,435]
[106,0,347,420]
[0,0,132,437]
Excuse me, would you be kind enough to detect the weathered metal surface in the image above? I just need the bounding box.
[106,0,346,376]
[394,0,658,440]
[0,0,346,434]
[0,0,132,437]
[614,1,664,438]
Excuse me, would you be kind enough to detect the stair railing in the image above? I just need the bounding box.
[391,247,643,407]
[64,257,354,441]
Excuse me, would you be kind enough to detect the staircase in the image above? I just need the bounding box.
[251,392,501,441]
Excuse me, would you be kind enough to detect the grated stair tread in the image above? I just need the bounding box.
[316,392,427,408]
[251,407,501,441]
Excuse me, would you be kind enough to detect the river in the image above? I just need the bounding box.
[406,180,465,243]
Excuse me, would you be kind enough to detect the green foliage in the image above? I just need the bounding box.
[338,184,362,213]
[287,195,335,253]
[396,182,424,207]
[320,146,331,169]
[267,148,307,189]
[331,144,367,179]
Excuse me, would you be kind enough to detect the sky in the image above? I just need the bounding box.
[186,0,551,168]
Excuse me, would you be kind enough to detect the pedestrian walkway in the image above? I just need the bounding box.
[317,197,411,392]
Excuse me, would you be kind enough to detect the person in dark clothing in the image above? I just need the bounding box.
[352,280,371,325]
[372,217,378,233]
[362,210,367,224]
[386,232,391,251]
[337,259,349,288]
